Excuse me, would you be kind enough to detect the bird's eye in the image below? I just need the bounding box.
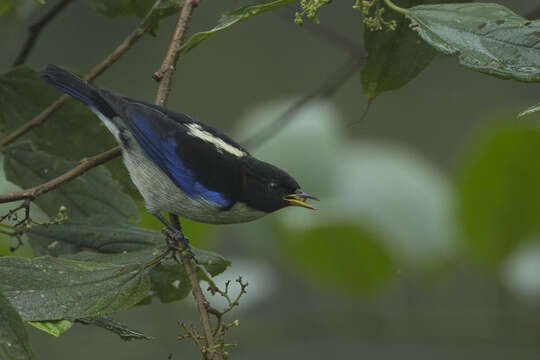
[267,182,279,192]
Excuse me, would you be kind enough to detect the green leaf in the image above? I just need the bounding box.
[457,125,540,264]
[177,0,298,61]
[27,320,72,337]
[64,246,161,265]
[65,247,192,303]
[149,261,191,303]
[26,216,157,256]
[517,102,540,119]
[34,0,45,4]
[3,143,137,221]
[405,3,540,82]
[66,246,230,302]
[280,224,395,292]
[0,292,33,360]
[361,0,437,98]
[76,316,152,341]
[193,247,231,277]
[0,255,151,321]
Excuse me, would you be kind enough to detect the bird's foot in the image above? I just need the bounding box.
[163,228,194,258]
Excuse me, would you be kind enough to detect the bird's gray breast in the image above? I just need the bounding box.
[118,130,265,224]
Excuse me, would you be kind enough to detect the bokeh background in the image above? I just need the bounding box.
[1,0,540,359]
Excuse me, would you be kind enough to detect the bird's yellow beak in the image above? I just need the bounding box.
[283,190,319,210]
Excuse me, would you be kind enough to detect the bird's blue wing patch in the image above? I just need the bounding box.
[125,110,229,207]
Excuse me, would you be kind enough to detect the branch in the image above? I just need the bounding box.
[153,1,221,358]
[172,214,219,359]
[153,0,200,106]
[13,0,74,67]
[0,0,164,149]
[243,56,363,149]
[0,147,121,204]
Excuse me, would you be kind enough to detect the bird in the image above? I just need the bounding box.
[41,64,318,251]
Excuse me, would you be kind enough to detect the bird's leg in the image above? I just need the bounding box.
[154,213,194,257]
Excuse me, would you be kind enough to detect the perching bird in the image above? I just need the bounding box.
[42,64,317,250]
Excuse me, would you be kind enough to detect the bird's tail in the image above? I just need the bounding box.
[41,64,115,118]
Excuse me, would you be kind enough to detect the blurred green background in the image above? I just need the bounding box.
[2,0,540,359]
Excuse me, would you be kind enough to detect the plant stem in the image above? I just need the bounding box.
[153,1,220,358]
[154,0,201,106]
[383,0,407,15]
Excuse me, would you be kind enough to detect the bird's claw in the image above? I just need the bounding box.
[163,228,194,258]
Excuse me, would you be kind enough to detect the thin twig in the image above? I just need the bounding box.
[243,56,363,149]
[170,215,221,360]
[0,147,121,204]
[0,0,164,149]
[153,0,200,106]
[13,0,74,67]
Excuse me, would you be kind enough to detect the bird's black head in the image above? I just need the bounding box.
[240,157,318,213]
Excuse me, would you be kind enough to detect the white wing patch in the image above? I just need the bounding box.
[186,123,246,158]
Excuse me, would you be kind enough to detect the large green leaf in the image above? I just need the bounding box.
[26,216,157,256]
[177,0,298,61]
[0,255,151,321]
[67,245,230,277]
[67,246,230,302]
[3,143,137,221]
[457,125,540,264]
[0,293,33,360]
[361,0,437,98]
[28,218,230,275]
[25,212,229,303]
[406,3,540,82]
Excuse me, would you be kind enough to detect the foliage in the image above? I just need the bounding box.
[405,3,540,82]
[0,0,539,359]
[0,293,33,360]
[360,0,437,98]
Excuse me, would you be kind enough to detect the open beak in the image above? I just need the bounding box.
[283,189,319,210]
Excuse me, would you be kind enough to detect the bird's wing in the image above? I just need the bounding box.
[98,90,244,207]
